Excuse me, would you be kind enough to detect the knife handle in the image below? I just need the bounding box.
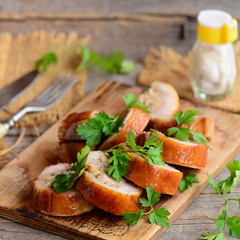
[0,123,9,138]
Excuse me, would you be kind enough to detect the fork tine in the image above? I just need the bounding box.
[43,76,78,106]
[35,74,70,101]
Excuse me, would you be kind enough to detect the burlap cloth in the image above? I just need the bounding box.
[0,31,89,160]
[139,42,240,113]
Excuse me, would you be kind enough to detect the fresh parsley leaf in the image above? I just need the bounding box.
[179,173,199,192]
[200,232,224,240]
[146,186,161,206]
[174,109,199,125]
[215,160,240,195]
[122,210,143,226]
[227,160,240,175]
[122,187,170,227]
[175,128,191,142]
[167,110,210,148]
[51,145,90,193]
[139,197,151,207]
[227,216,240,238]
[143,130,164,165]
[35,52,58,72]
[104,130,164,182]
[76,112,123,147]
[149,208,170,228]
[202,160,240,239]
[124,130,140,150]
[76,45,136,74]
[123,93,150,113]
[107,149,131,183]
[216,210,227,230]
[207,173,220,194]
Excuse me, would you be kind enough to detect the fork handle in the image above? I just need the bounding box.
[0,108,29,139]
[0,123,9,138]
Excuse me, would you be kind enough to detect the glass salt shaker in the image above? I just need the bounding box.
[189,10,238,101]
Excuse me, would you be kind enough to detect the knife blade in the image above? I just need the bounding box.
[0,70,40,111]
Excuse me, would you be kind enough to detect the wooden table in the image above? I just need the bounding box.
[0,1,240,239]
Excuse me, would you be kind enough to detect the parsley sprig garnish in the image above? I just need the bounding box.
[104,130,164,183]
[167,110,211,149]
[201,160,240,239]
[51,146,90,193]
[122,186,170,227]
[76,45,136,74]
[35,52,58,73]
[76,93,150,147]
[76,112,123,147]
[179,173,199,192]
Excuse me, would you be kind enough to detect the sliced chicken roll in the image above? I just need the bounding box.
[156,131,208,169]
[58,111,97,163]
[139,131,208,169]
[58,111,97,143]
[76,151,143,216]
[180,116,214,141]
[32,163,94,216]
[100,107,150,150]
[126,151,183,195]
[150,116,214,141]
[139,81,179,117]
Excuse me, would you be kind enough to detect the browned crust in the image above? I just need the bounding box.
[58,111,97,143]
[100,107,150,150]
[126,152,183,195]
[76,172,142,216]
[180,116,214,141]
[149,116,176,134]
[32,182,93,216]
[156,131,208,169]
[150,116,214,141]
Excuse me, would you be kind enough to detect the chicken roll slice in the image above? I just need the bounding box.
[32,163,94,216]
[76,151,143,216]
[157,131,208,169]
[126,151,183,195]
[139,81,179,117]
[180,116,214,141]
[58,111,97,143]
[100,107,150,150]
[138,131,208,169]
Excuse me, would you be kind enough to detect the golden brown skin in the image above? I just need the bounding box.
[149,116,214,141]
[149,116,176,134]
[100,107,150,150]
[180,116,214,141]
[32,164,94,216]
[32,185,93,216]
[57,111,97,163]
[76,172,142,216]
[76,151,142,216]
[156,131,208,169]
[126,152,183,195]
[58,111,97,143]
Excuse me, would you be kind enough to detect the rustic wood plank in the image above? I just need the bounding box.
[0,17,196,59]
[0,81,240,240]
[0,0,238,19]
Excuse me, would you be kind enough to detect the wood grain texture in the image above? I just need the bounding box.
[0,81,240,240]
[0,0,239,19]
[0,17,195,59]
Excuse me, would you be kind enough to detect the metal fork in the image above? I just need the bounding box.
[0,74,78,138]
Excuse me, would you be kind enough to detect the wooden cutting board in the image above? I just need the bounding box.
[0,80,240,240]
